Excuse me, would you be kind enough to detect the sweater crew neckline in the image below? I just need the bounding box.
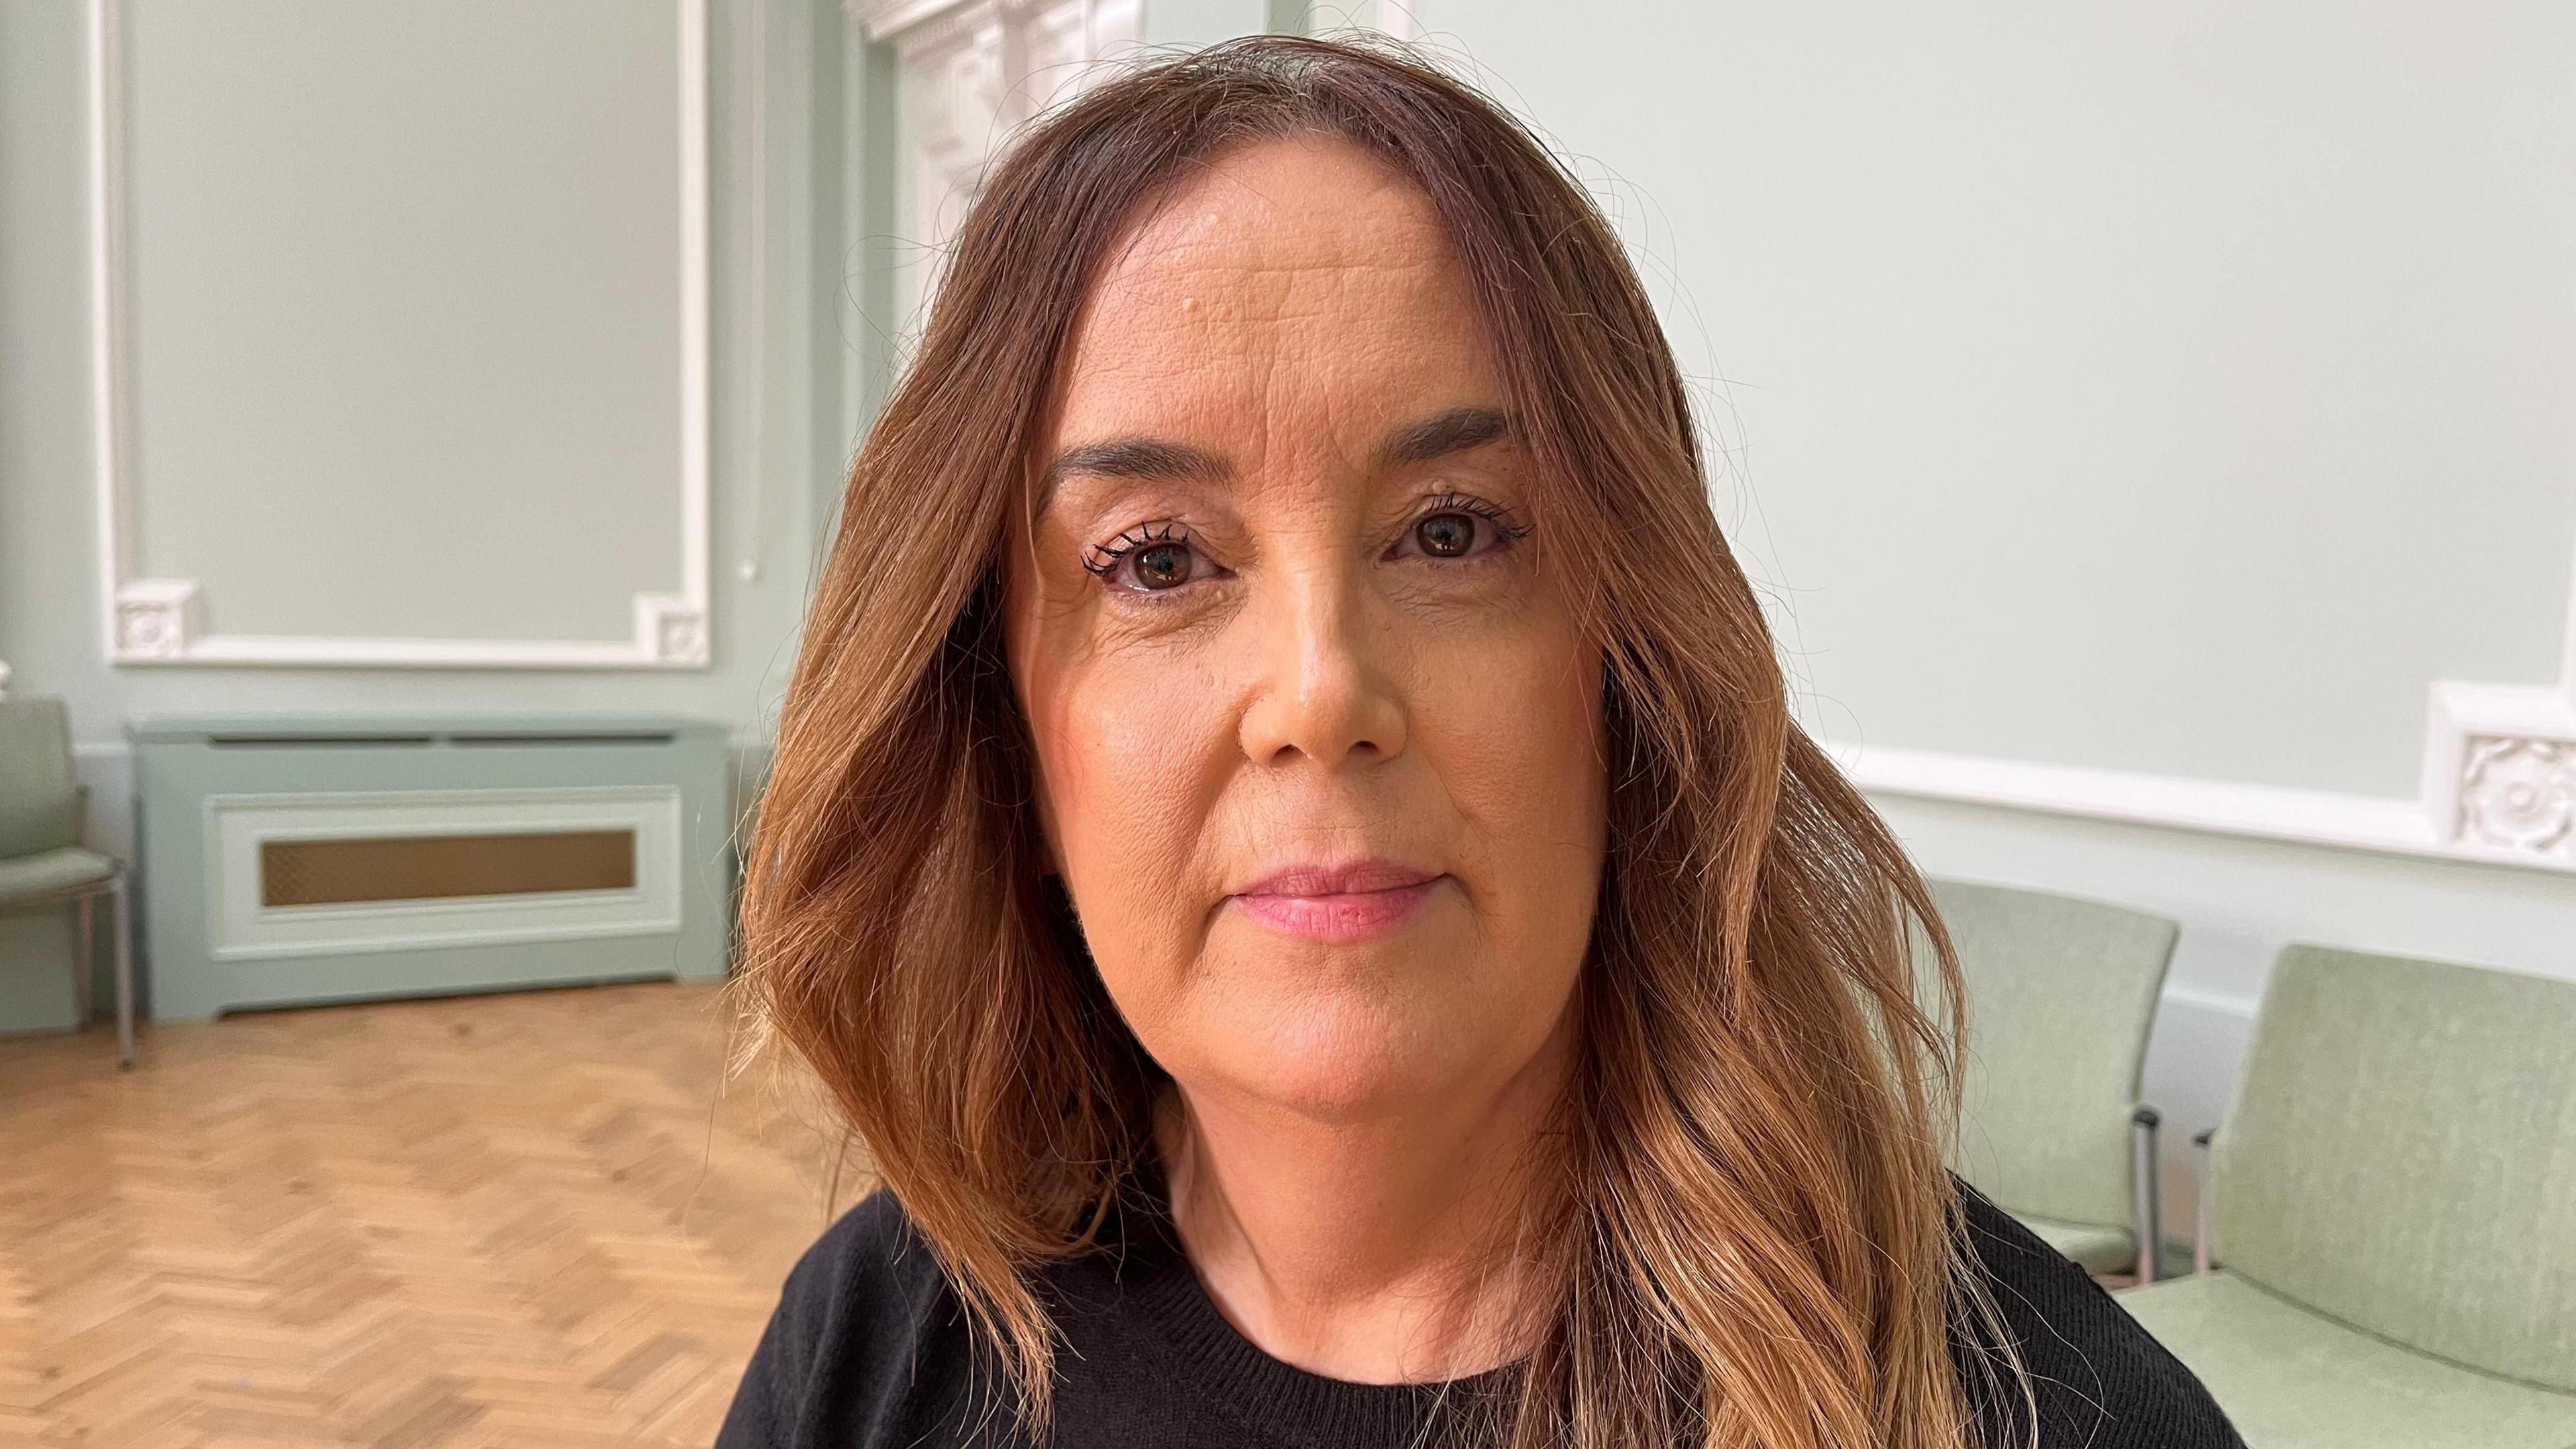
[1096,1170,1524,1448]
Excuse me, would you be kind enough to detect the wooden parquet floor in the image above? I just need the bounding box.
[0,980,873,1449]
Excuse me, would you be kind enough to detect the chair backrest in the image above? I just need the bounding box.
[0,694,82,860]
[2212,944,2576,1392]
[1925,878,2178,1231]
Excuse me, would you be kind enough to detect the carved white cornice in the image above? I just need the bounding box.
[853,0,996,50]
[848,0,1142,333]
[854,0,1126,49]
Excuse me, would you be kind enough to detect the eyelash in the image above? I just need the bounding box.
[1081,521,1188,579]
[1403,492,1533,554]
[1080,494,1532,591]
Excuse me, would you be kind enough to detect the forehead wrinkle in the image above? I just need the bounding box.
[1093,159,1455,319]
[1046,139,1495,517]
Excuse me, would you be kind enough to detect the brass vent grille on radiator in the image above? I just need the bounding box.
[260,830,638,908]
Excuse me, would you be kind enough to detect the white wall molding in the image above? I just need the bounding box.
[83,0,714,671]
[853,0,1142,331]
[1841,544,2576,877]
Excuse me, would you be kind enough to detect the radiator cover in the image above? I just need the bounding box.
[130,713,733,1020]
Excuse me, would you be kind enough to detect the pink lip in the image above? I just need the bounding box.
[1229,859,1446,943]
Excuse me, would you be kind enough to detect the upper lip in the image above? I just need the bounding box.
[1233,859,1444,897]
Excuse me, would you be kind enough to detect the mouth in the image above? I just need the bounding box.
[1228,859,1447,943]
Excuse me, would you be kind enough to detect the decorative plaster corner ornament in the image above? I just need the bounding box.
[113,578,200,661]
[637,594,711,667]
[2457,736,2575,855]
[2420,594,2576,867]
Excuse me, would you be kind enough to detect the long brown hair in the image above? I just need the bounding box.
[737,34,2009,1449]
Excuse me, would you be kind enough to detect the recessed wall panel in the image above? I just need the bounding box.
[121,0,690,645]
[208,786,682,962]
[259,829,638,908]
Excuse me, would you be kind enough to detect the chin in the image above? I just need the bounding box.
[1201,991,1490,1122]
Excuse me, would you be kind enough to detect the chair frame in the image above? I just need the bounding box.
[11,861,136,1070]
[2131,1106,2163,1283]
[2191,1126,2215,1275]
[0,680,134,1067]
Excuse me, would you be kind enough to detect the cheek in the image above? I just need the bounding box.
[1420,621,1605,835]
[1411,621,1609,961]
[1020,645,1232,992]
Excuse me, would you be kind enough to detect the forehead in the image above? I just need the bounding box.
[1049,136,1497,441]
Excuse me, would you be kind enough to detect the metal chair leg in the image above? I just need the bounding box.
[111,869,136,1070]
[2192,1128,2215,1275]
[2130,1106,2162,1285]
[73,890,95,1030]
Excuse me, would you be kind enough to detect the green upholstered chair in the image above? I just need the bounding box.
[0,691,136,1067]
[1927,878,2178,1280]
[2118,945,2576,1447]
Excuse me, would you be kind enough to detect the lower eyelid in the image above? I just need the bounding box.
[1104,553,1230,597]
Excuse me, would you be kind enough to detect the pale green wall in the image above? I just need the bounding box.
[1421,1,2575,801]
[1147,0,1306,48]
[125,1,686,643]
[1413,0,2576,1197]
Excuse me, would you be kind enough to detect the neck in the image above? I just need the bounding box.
[1156,1008,1576,1385]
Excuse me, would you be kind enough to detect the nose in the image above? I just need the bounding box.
[1236,564,1409,769]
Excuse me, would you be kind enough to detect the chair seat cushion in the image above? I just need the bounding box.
[0,846,115,900]
[2014,1211,2136,1274]
[2118,1271,2576,1448]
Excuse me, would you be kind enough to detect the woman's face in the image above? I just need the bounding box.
[1004,136,1609,1122]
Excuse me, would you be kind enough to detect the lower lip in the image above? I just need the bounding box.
[1229,878,1443,942]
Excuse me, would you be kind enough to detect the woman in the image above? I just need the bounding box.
[720,35,2237,1449]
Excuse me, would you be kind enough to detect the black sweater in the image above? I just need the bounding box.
[715,1176,2241,1448]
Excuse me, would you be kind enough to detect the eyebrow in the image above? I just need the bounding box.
[1036,438,1228,519]
[1375,406,1511,468]
[1033,405,1513,518]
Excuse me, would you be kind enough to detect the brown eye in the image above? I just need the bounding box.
[1129,541,1194,590]
[1415,512,1477,557]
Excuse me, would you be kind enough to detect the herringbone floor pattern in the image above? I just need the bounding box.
[0,980,872,1448]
